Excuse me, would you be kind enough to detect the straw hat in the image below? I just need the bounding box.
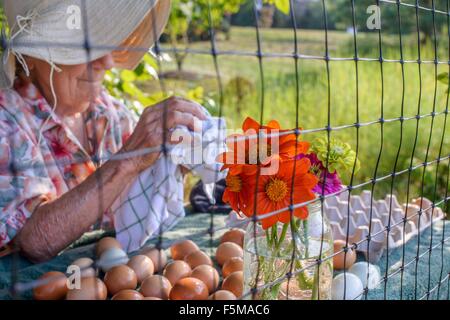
[0,0,171,88]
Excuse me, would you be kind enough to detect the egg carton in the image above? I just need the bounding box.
[324,190,445,263]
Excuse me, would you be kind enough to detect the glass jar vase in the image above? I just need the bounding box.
[242,200,334,300]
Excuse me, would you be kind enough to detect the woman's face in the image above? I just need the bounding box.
[24,54,114,117]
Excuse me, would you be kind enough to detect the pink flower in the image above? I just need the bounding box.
[44,127,79,163]
[297,153,343,195]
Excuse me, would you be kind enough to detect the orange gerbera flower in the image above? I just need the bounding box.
[222,173,253,214]
[242,158,319,230]
[216,117,309,176]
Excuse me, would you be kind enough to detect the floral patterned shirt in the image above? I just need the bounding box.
[0,79,137,248]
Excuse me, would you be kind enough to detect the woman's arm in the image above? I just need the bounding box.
[15,97,207,263]
[16,159,135,263]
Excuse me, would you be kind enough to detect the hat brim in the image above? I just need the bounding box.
[0,0,171,89]
[112,0,171,70]
[8,0,171,68]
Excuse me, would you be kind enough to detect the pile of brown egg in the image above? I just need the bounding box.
[33,228,246,300]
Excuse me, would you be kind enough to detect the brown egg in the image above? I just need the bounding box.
[111,290,143,300]
[215,242,243,266]
[184,250,213,269]
[191,265,219,293]
[140,275,172,299]
[66,277,107,300]
[220,229,245,247]
[222,271,243,298]
[333,240,356,270]
[222,257,244,278]
[33,271,68,300]
[104,265,137,296]
[142,247,168,272]
[96,237,122,257]
[127,255,154,283]
[143,297,163,300]
[170,240,199,260]
[208,290,237,300]
[169,277,209,300]
[163,260,192,285]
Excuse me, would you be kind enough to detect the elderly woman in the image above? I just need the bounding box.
[0,0,211,263]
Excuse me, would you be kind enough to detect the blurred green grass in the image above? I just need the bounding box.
[149,27,449,208]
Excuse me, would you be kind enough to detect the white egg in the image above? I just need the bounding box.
[98,247,129,272]
[71,257,96,277]
[348,262,381,290]
[331,273,364,300]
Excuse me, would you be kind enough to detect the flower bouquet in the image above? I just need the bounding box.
[217,117,359,300]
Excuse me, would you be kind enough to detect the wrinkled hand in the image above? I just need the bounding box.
[120,96,207,174]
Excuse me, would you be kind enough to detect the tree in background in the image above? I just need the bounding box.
[232,0,332,29]
[165,0,193,72]
[165,0,291,72]
[330,0,446,43]
[263,0,291,16]
[165,0,245,72]
[232,0,446,44]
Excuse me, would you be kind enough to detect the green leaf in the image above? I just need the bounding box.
[437,72,449,85]
[143,92,171,107]
[104,71,114,82]
[122,82,140,97]
[270,283,282,299]
[134,63,145,77]
[274,0,290,15]
[187,86,204,103]
[120,70,137,82]
[143,53,159,70]
[144,64,159,80]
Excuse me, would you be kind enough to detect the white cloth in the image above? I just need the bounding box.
[112,115,227,253]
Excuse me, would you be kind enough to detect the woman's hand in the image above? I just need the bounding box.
[120,96,207,174]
